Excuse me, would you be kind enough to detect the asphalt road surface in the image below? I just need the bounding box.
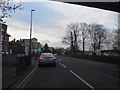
[23,56,119,89]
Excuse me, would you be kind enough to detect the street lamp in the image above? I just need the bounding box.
[29,9,35,55]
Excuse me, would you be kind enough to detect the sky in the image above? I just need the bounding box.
[3,0,118,48]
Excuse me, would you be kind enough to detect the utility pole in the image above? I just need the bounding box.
[29,9,35,56]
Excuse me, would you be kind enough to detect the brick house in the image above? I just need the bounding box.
[9,39,25,54]
[0,23,10,54]
[21,38,39,55]
[0,24,2,55]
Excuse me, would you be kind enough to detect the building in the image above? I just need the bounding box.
[0,23,10,54]
[31,38,38,50]
[21,39,31,55]
[9,39,25,54]
[33,42,42,53]
[21,38,41,55]
[0,24,2,55]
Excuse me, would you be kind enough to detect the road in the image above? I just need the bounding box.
[20,56,119,89]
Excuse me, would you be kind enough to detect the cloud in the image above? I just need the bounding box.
[6,18,30,41]
[5,1,118,48]
[6,17,66,48]
[33,31,68,48]
[6,18,29,30]
[47,1,118,29]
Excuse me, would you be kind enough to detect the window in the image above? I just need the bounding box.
[0,35,1,42]
[5,36,8,42]
[1,35,3,41]
[1,28,4,32]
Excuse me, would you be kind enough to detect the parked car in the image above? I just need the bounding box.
[38,53,56,66]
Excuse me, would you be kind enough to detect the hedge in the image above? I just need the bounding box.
[72,55,120,64]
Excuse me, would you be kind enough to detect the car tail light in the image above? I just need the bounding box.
[51,57,56,60]
[38,58,44,60]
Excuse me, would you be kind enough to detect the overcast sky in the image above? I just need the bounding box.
[3,0,118,48]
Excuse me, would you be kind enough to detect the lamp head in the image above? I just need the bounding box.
[31,9,35,11]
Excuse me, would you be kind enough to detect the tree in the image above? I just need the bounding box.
[0,0,23,19]
[113,28,120,50]
[42,43,51,53]
[62,30,74,50]
[55,47,65,55]
[88,24,108,51]
[79,23,89,55]
[62,23,80,55]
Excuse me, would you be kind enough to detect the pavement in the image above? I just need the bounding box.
[18,56,119,89]
[2,57,37,89]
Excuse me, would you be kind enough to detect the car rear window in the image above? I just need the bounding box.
[40,53,54,57]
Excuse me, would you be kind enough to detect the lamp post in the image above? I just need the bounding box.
[29,9,35,56]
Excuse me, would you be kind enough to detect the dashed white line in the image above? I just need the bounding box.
[69,70,95,89]
[59,63,67,68]
[59,62,94,89]
[95,71,119,80]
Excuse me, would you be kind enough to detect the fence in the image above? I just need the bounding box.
[2,54,31,75]
[2,54,32,88]
[16,55,31,75]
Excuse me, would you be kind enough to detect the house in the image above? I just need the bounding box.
[0,23,11,54]
[21,38,41,55]
[9,39,25,54]
[0,24,2,55]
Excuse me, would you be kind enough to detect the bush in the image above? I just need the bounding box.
[72,55,120,64]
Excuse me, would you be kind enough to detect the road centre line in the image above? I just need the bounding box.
[16,63,38,88]
[59,63,67,68]
[69,70,95,89]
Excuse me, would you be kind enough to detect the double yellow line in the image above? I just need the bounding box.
[16,63,38,88]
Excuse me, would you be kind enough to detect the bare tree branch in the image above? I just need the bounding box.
[88,24,108,51]
[79,23,89,54]
[62,23,80,55]
[0,0,23,19]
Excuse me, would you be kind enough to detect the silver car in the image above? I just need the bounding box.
[38,53,56,66]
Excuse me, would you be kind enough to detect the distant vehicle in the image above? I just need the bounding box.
[38,53,56,66]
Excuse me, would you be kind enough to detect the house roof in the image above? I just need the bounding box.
[3,33,11,37]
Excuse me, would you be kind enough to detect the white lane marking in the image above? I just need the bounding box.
[69,70,95,89]
[95,70,119,80]
[59,63,67,68]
